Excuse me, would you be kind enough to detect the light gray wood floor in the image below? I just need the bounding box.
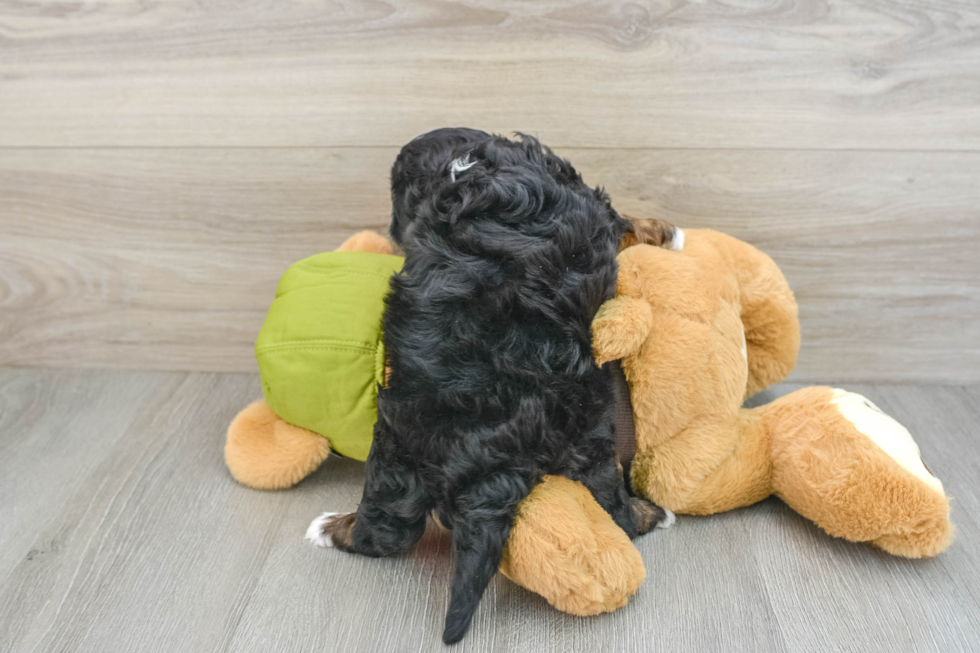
[1,368,978,652]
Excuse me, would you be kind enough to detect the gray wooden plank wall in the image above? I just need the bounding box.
[1,0,979,382]
[0,369,977,652]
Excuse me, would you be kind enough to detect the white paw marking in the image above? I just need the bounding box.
[305,512,341,548]
[669,228,685,251]
[657,508,676,529]
[450,154,476,182]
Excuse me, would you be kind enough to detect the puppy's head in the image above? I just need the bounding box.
[391,129,676,254]
[393,132,629,259]
[390,127,492,245]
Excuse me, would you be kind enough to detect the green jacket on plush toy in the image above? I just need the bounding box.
[255,248,403,462]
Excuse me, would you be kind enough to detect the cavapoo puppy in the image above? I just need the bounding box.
[308,129,670,643]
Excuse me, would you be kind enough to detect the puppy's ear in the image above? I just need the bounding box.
[619,215,684,252]
[389,128,492,245]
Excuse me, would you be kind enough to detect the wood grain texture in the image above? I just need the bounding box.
[745,384,980,653]
[2,148,978,381]
[1,0,979,149]
[0,369,282,652]
[0,369,978,652]
[0,369,181,579]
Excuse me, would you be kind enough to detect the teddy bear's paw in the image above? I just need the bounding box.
[499,476,647,616]
[225,399,332,490]
[306,512,355,549]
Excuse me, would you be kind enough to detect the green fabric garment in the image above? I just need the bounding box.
[255,250,404,461]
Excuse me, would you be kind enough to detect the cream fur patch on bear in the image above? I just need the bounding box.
[830,389,944,495]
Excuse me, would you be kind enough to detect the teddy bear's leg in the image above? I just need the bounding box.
[763,387,954,558]
[630,411,775,515]
[225,399,332,490]
[499,476,647,616]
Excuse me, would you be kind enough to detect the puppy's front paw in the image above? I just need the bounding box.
[631,498,675,535]
[305,512,356,550]
[306,512,340,547]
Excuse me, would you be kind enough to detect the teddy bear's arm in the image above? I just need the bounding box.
[704,230,801,398]
[737,253,800,397]
[591,296,654,366]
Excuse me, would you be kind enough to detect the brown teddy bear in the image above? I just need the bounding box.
[226,227,954,617]
[590,228,953,555]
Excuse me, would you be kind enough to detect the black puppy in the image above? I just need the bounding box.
[309,129,669,644]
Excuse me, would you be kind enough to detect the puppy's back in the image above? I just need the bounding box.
[385,134,625,397]
[381,133,628,643]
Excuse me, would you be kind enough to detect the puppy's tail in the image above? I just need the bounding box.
[442,479,527,644]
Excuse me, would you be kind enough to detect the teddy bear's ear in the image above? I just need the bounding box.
[619,216,684,252]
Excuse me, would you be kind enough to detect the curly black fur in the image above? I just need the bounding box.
[389,127,492,245]
[330,129,667,644]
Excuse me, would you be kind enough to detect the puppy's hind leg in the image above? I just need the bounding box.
[570,450,671,539]
[307,425,433,557]
[442,474,532,644]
